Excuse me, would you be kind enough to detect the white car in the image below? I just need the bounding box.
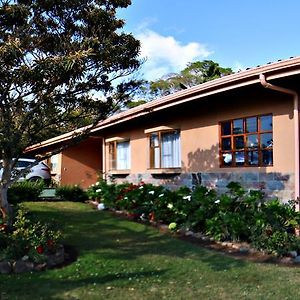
[1,158,51,185]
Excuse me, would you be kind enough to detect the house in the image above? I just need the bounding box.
[27,57,300,201]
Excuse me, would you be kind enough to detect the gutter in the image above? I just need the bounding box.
[259,74,299,202]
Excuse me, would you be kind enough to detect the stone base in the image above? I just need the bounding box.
[0,245,65,274]
[108,171,294,202]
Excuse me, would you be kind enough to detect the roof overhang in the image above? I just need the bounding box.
[26,56,300,153]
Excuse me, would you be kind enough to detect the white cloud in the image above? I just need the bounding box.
[232,61,246,72]
[137,29,212,80]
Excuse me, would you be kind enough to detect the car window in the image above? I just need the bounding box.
[16,161,33,168]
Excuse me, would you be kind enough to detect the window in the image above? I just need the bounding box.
[220,114,273,167]
[149,130,181,169]
[108,140,130,170]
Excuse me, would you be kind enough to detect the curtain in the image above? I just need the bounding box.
[161,132,181,168]
[116,141,130,169]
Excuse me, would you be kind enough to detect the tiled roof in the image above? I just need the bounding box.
[26,56,300,152]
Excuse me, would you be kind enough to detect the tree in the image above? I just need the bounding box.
[141,60,232,99]
[0,0,141,217]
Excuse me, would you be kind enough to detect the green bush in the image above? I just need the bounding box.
[0,205,62,262]
[55,185,88,202]
[87,180,300,256]
[8,180,45,204]
[250,199,300,255]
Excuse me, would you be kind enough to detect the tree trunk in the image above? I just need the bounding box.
[0,158,12,223]
[0,184,9,218]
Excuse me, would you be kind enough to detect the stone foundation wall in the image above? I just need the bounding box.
[108,171,295,202]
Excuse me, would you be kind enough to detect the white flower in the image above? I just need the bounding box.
[95,189,101,193]
[167,203,173,209]
[139,186,144,190]
[97,203,105,210]
[215,199,220,204]
[148,190,155,195]
[96,182,101,186]
[158,194,164,198]
[124,196,128,200]
[91,184,95,187]
[183,195,192,201]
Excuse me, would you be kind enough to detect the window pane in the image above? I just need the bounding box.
[109,143,116,170]
[233,119,243,134]
[260,115,272,131]
[234,152,245,166]
[116,141,130,169]
[222,152,232,166]
[154,148,160,168]
[221,121,231,136]
[246,134,258,148]
[246,117,257,133]
[262,150,273,166]
[248,151,259,165]
[150,133,159,147]
[234,136,244,149]
[161,131,181,168]
[260,133,273,149]
[222,137,231,150]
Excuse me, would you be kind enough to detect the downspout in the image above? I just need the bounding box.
[259,73,299,202]
[102,138,106,181]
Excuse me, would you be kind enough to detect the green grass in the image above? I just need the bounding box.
[2,202,300,300]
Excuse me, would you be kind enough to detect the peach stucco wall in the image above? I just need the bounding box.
[60,137,102,188]
[104,86,295,177]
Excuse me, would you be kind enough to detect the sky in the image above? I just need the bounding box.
[118,0,300,81]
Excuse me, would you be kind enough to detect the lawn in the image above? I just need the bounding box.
[1,202,300,300]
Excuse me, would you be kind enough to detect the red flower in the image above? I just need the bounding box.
[36,245,44,254]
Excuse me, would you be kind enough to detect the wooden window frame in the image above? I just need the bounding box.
[219,114,273,167]
[107,139,130,171]
[148,129,180,169]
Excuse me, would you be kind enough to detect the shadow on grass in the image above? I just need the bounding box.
[31,206,247,273]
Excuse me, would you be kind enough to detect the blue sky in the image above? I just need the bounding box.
[118,0,300,80]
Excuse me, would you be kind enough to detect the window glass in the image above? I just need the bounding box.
[116,141,130,170]
[248,151,259,165]
[222,137,231,151]
[260,133,273,149]
[222,153,232,166]
[234,152,245,166]
[233,119,243,134]
[262,150,273,166]
[260,115,272,131]
[161,132,181,168]
[246,117,257,133]
[221,121,231,135]
[220,114,272,167]
[149,130,181,168]
[246,134,258,148]
[234,136,244,149]
[150,133,159,147]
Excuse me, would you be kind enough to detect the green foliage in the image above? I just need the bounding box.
[250,199,300,255]
[0,205,62,262]
[55,185,88,202]
[88,180,300,256]
[138,60,233,99]
[0,0,141,210]
[8,180,45,205]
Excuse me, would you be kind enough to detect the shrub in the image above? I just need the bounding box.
[87,180,300,256]
[8,180,45,204]
[0,205,62,262]
[55,185,88,202]
[250,199,300,255]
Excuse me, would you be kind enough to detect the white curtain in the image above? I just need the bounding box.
[152,134,160,168]
[161,132,181,168]
[117,141,130,169]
